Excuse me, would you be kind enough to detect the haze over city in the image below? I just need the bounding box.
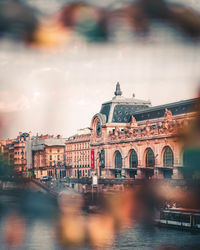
[0,41,199,139]
[1,1,200,250]
[0,0,200,140]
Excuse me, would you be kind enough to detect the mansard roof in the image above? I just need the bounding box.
[133,98,198,122]
[100,83,151,123]
[97,83,198,124]
[20,132,29,140]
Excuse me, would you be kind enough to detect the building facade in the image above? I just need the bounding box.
[90,83,198,179]
[27,134,66,178]
[65,128,91,178]
[1,132,32,175]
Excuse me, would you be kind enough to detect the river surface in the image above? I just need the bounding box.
[0,188,200,250]
[0,215,200,250]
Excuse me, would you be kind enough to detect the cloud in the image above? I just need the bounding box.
[0,91,30,113]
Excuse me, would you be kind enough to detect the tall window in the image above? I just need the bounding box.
[49,155,52,160]
[163,146,174,167]
[129,150,138,168]
[145,148,155,167]
[115,151,122,169]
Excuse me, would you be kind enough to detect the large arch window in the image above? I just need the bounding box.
[163,146,174,167]
[115,151,122,169]
[129,150,138,168]
[145,148,155,167]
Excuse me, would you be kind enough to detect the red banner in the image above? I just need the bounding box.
[91,150,94,169]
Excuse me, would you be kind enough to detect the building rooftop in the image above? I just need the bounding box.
[133,97,198,122]
[97,83,198,124]
[31,138,66,151]
[100,82,151,123]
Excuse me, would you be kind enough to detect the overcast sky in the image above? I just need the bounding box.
[0,0,200,139]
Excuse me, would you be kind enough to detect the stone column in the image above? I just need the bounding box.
[172,167,183,179]
[109,169,115,179]
[121,168,126,177]
[126,170,131,179]
[136,168,145,179]
[154,168,164,179]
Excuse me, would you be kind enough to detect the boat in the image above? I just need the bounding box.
[155,207,200,232]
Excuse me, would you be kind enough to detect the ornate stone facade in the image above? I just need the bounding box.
[90,83,198,180]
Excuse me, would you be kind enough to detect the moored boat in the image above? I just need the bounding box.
[155,208,200,232]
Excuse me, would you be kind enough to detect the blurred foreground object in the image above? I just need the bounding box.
[58,2,108,42]
[57,0,200,44]
[1,0,200,47]
[56,186,157,249]
[182,97,200,180]
[0,0,38,42]
[4,212,25,248]
[32,19,68,49]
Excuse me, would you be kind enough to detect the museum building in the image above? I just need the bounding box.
[90,83,198,179]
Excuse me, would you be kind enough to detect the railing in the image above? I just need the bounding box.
[31,179,58,198]
[64,177,194,186]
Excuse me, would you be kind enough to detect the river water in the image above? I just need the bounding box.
[0,181,200,250]
[0,216,200,250]
[0,188,200,250]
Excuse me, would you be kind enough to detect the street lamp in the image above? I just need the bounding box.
[65,160,71,177]
[93,151,101,177]
[95,156,100,176]
[21,149,25,176]
[76,151,85,179]
[53,160,56,179]
[75,159,81,179]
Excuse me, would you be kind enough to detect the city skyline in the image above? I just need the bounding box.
[0,79,198,141]
[0,2,200,140]
[0,1,200,249]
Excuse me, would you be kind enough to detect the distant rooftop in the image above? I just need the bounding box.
[31,137,66,151]
[77,127,91,135]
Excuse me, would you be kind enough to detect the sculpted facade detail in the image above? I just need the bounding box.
[108,111,190,141]
[89,84,197,180]
[130,115,137,127]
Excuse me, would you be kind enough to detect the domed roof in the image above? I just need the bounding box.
[20,132,29,141]
[99,83,151,123]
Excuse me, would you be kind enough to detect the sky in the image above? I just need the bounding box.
[0,0,200,139]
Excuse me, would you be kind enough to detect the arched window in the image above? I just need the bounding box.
[129,150,138,168]
[115,151,122,169]
[163,146,174,167]
[145,148,155,167]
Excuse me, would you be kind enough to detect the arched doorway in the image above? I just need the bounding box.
[145,148,155,178]
[129,149,138,178]
[114,150,122,178]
